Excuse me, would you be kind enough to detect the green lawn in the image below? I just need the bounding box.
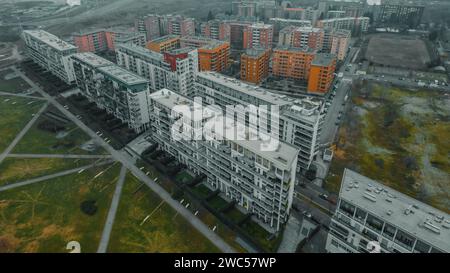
[0,95,44,152]
[0,70,31,94]
[241,220,279,252]
[208,195,229,211]
[13,115,106,155]
[0,157,98,187]
[107,172,220,253]
[0,162,121,253]
[174,170,193,184]
[225,208,246,224]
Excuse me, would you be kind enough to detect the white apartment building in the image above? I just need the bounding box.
[115,43,198,97]
[149,88,299,232]
[71,53,151,133]
[326,169,450,253]
[22,29,78,84]
[194,72,323,172]
[317,17,369,34]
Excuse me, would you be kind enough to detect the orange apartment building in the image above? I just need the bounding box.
[307,53,337,94]
[272,46,316,81]
[147,35,180,53]
[73,28,145,53]
[240,47,271,84]
[198,41,230,72]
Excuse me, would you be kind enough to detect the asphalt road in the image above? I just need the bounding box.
[13,66,237,253]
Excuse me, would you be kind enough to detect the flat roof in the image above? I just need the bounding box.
[23,30,77,51]
[312,53,336,66]
[319,16,370,23]
[340,169,450,252]
[117,43,164,61]
[269,18,311,24]
[150,88,194,112]
[98,66,149,86]
[274,45,316,54]
[244,47,269,58]
[197,72,292,106]
[71,52,114,67]
[150,89,299,170]
[233,138,299,170]
[149,35,180,43]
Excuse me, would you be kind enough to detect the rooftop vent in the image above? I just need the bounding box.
[423,219,441,234]
[363,191,377,202]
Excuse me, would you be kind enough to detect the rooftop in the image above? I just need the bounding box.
[319,16,370,22]
[312,53,336,66]
[71,52,114,68]
[340,169,450,253]
[197,72,292,106]
[23,30,77,52]
[274,45,316,54]
[98,65,149,86]
[150,89,299,170]
[244,47,269,58]
[269,18,311,25]
[117,43,164,61]
[149,35,180,44]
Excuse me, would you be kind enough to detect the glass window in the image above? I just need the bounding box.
[414,240,431,253]
[362,228,378,241]
[339,200,355,217]
[394,230,415,250]
[430,248,443,253]
[355,208,367,222]
[366,214,384,232]
[382,223,396,239]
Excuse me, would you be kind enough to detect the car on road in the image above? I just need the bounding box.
[319,193,329,200]
[302,210,312,218]
[299,183,307,188]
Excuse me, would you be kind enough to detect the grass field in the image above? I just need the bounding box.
[0,70,31,94]
[13,114,105,155]
[0,162,121,253]
[325,82,450,213]
[107,172,220,253]
[0,95,44,152]
[0,157,99,187]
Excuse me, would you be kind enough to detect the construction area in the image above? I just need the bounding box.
[325,80,450,214]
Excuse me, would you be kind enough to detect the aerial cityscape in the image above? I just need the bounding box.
[0,0,448,259]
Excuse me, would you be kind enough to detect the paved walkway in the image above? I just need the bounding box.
[13,67,237,253]
[7,154,113,159]
[0,91,47,101]
[97,164,127,253]
[0,102,48,165]
[0,160,112,193]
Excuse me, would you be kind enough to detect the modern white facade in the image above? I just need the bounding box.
[149,88,299,232]
[116,43,198,97]
[22,29,77,84]
[71,52,151,133]
[326,169,450,253]
[317,17,369,33]
[194,72,323,172]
